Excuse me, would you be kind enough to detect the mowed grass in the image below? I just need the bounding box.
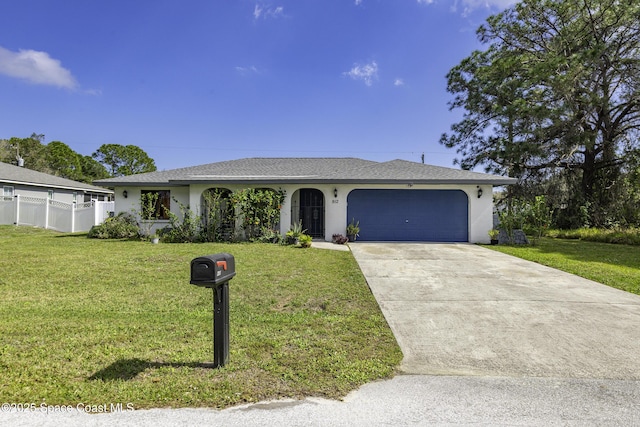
[488,237,640,295]
[0,226,401,409]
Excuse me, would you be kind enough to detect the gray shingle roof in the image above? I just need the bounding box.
[0,162,113,193]
[94,158,517,186]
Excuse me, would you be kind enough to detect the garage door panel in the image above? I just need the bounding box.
[347,189,468,242]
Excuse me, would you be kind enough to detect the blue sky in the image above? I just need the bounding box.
[0,0,515,171]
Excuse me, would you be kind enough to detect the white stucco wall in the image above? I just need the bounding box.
[467,184,493,244]
[113,186,190,234]
[113,183,495,243]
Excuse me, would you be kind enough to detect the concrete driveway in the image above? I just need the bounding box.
[349,242,640,379]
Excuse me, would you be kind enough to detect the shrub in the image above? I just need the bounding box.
[332,234,349,244]
[498,195,551,245]
[346,219,360,240]
[255,227,283,244]
[497,200,527,243]
[285,220,306,245]
[88,212,139,239]
[546,227,640,245]
[298,233,312,248]
[160,199,202,243]
[231,188,285,240]
[526,195,552,244]
[201,188,235,242]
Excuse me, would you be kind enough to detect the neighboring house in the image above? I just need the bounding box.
[0,161,114,232]
[0,161,113,203]
[95,157,516,243]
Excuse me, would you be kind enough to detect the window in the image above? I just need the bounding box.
[140,190,170,220]
[47,190,54,200]
[3,186,14,197]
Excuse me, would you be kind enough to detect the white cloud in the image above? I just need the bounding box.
[254,4,263,19]
[343,61,378,86]
[469,0,516,7]
[0,46,77,89]
[416,0,515,14]
[84,88,102,96]
[254,4,284,20]
[452,0,516,15]
[394,78,405,86]
[235,65,261,75]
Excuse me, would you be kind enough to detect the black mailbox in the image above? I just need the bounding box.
[190,253,236,287]
[189,253,235,368]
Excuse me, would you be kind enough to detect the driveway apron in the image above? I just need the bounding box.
[349,243,640,379]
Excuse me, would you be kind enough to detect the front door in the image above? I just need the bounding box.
[299,189,324,238]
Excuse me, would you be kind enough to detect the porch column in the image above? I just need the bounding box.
[279,189,293,236]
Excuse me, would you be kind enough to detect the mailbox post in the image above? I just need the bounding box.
[190,253,236,368]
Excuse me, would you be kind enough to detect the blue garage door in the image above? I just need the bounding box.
[347,189,468,242]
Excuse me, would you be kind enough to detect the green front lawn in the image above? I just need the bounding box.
[0,226,401,409]
[488,237,640,295]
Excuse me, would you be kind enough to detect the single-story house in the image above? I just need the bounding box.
[1,161,113,203]
[94,157,515,243]
[95,157,516,243]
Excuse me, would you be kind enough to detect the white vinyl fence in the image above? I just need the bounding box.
[0,195,114,233]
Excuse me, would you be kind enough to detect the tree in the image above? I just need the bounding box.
[46,141,83,181]
[92,144,157,177]
[79,155,110,183]
[0,134,140,184]
[0,133,49,171]
[441,0,640,226]
[0,139,10,163]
